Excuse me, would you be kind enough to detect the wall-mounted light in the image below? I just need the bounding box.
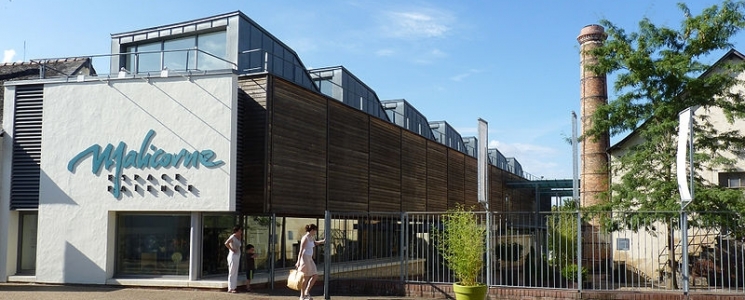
[161,185,167,191]
[175,174,182,180]
[147,174,155,181]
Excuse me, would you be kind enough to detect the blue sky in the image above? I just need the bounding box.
[1,0,740,179]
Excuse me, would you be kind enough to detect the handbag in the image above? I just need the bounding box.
[287,269,304,291]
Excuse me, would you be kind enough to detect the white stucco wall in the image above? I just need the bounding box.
[34,73,237,284]
[1,85,16,282]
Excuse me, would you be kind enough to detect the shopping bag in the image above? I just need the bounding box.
[286,269,303,291]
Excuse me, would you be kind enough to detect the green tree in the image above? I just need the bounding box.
[547,199,588,283]
[547,199,579,267]
[585,0,745,288]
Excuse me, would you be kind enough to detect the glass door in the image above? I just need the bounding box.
[202,214,239,277]
[18,212,38,274]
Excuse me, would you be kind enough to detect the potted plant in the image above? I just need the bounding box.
[436,204,488,300]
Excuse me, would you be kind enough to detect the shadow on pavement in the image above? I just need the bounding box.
[0,283,125,293]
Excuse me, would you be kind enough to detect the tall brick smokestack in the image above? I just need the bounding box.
[577,25,609,208]
[577,24,611,275]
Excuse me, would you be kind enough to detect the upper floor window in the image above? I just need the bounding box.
[124,31,228,74]
[719,172,745,188]
[314,77,333,97]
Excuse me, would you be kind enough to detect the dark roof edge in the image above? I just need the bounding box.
[380,99,431,124]
[308,65,382,102]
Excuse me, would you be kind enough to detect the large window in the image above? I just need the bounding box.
[197,31,229,70]
[164,36,196,71]
[124,31,227,74]
[202,215,273,277]
[116,214,191,276]
[202,215,238,277]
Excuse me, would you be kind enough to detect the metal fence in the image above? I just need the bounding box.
[324,210,745,293]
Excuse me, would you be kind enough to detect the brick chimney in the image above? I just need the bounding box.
[577,24,609,208]
[577,24,611,274]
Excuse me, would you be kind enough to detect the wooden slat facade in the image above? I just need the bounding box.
[268,79,327,216]
[237,77,268,214]
[447,150,465,209]
[368,118,402,212]
[464,155,479,208]
[426,142,448,212]
[401,130,427,212]
[328,100,369,212]
[489,168,506,212]
[237,74,536,217]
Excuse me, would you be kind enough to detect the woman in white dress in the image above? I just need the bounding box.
[224,225,242,293]
[295,223,325,300]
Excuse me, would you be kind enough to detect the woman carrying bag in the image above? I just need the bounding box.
[295,224,325,300]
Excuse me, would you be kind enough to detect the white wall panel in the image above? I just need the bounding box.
[35,73,237,284]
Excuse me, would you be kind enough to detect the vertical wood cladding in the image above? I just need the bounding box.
[237,77,269,214]
[269,79,328,216]
[401,130,427,212]
[464,157,478,208]
[489,168,508,212]
[328,100,369,212]
[369,118,402,212]
[239,75,536,216]
[426,141,448,212]
[488,168,502,212]
[447,150,465,209]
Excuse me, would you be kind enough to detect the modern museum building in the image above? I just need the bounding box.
[0,11,544,287]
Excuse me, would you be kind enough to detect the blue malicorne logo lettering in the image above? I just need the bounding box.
[67,129,224,198]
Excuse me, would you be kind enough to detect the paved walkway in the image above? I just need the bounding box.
[0,283,413,300]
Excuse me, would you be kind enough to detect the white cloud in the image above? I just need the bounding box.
[412,48,448,65]
[429,48,446,57]
[450,69,481,82]
[451,73,471,82]
[3,49,16,63]
[380,9,452,40]
[376,49,395,56]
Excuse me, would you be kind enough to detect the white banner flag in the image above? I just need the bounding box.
[477,119,488,204]
[677,107,693,203]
